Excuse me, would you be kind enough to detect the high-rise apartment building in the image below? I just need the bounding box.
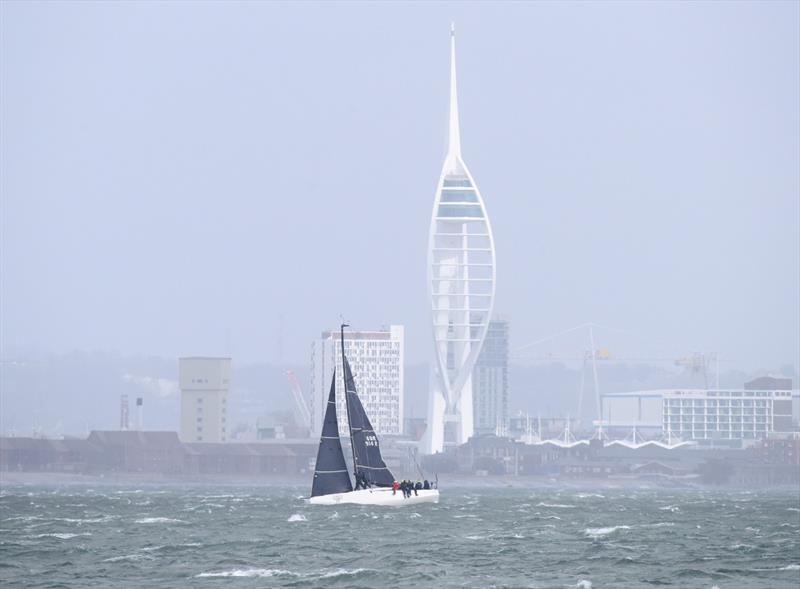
[472,319,509,435]
[310,326,404,437]
[179,357,231,443]
[425,26,496,453]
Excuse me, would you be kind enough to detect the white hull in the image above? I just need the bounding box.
[309,487,439,506]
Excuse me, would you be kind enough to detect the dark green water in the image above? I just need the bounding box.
[1,484,798,588]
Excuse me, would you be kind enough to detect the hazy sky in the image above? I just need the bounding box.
[2,1,798,371]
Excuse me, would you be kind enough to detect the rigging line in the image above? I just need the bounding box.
[341,324,359,482]
[411,449,425,480]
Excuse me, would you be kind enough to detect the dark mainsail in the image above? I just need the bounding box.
[310,371,353,498]
[343,356,395,487]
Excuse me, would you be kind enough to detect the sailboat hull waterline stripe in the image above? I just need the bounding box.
[309,487,439,506]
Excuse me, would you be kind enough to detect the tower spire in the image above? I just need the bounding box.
[448,22,461,161]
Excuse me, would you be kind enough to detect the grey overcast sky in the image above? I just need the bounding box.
[1,1,798,370]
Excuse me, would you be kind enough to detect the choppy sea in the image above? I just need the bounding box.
[1,483,798,588]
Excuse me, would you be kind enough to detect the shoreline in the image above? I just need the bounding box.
[2,471,798,492]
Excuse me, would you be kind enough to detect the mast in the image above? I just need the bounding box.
[447,22,461,163]
[341,323,359,480]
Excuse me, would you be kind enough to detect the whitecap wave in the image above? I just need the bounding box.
[33,533,91,539]
[584,525,631,538]
[750,564,799,572]
[287,513,307,522]
[317,568,372,579]
[141,542,202,552]
[536,502,575,508]
[134,517,186,524]
[576,581,593,589]
[102,553,155,562]
[196,568,297,578]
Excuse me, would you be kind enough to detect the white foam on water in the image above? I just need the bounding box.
[787,508,800,512]
[465,535,485,540]
[576,580,593,589]
[141,542,203,552]
[536,502,575,508]
[751,564,800,571]
[576,493,605,499]
[659,505,680,513]
[584,525,631,539]
[317,568,372,579]
[33,533,91,539]
[134,517,187,524]
[103,553,155,563]
[196,568,297,578]
[287,513,307,522]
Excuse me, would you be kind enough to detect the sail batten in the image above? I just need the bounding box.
[310,371,353,497]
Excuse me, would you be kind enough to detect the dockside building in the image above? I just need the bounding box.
[179,357,231,443]
[601,386,797,442]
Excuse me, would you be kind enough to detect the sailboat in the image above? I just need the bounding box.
[309,325,439,506]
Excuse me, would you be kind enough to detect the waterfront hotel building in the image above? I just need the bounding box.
[600,386,796,442]
[310,326,404,437]
[424,26,496,453]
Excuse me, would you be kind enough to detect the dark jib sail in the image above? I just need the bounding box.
[343,357,395,487]
[311,371,353,497]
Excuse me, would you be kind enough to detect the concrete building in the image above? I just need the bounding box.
[425,26,496,453]
[663,389,794,440]
[472,319,509,435]
[179,357,231,443]
[601,386,796,441]
[310,326,404,437]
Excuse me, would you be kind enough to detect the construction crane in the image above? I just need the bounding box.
[285,370,311,429]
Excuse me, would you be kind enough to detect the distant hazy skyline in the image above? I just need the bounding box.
[2,1,798,371]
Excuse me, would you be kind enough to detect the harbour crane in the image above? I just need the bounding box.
[285,370,312,429]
